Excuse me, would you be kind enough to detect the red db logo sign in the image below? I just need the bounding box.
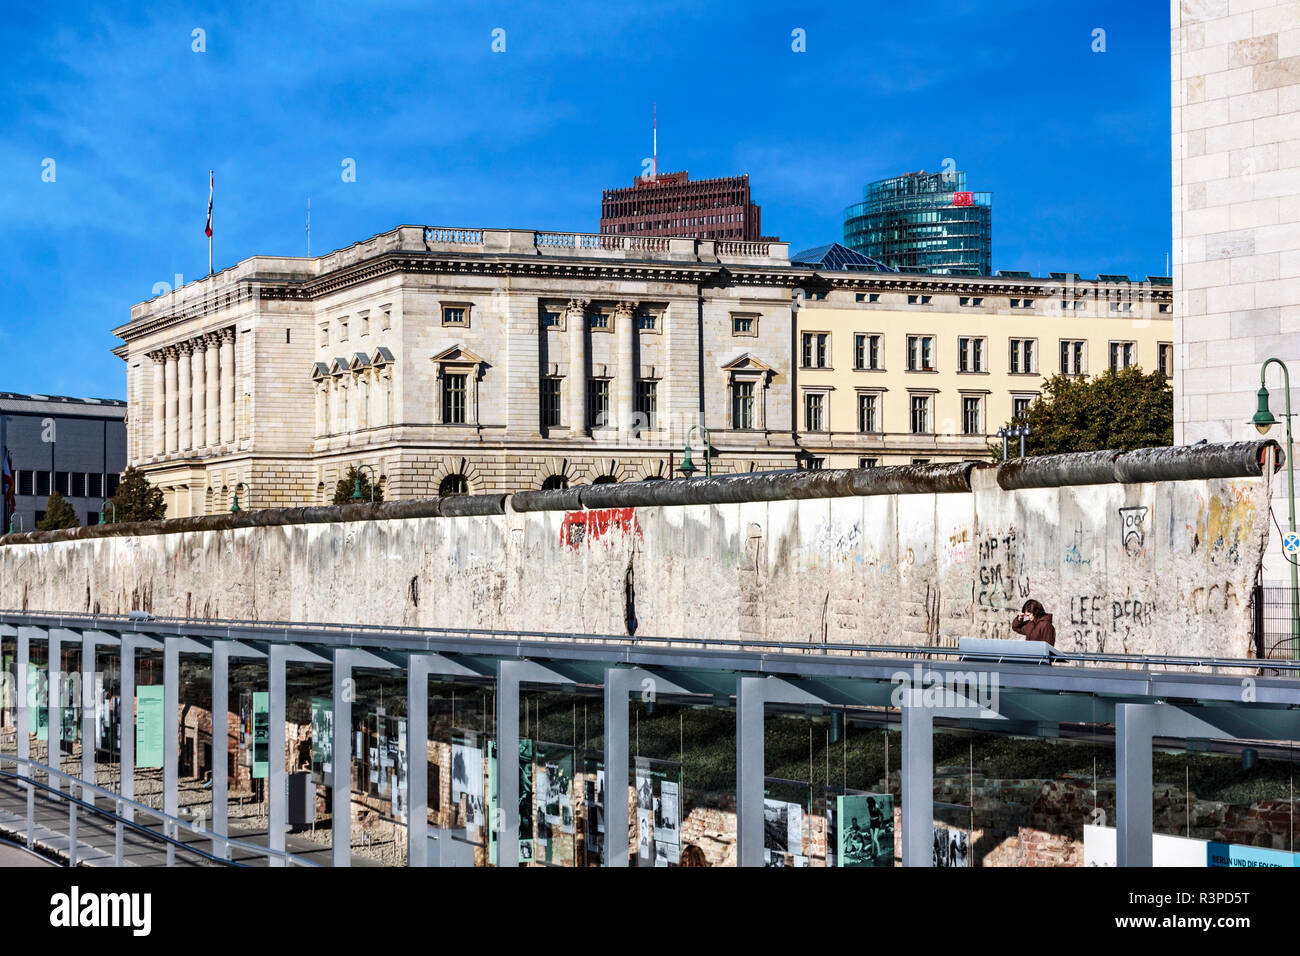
[952,192,974,206]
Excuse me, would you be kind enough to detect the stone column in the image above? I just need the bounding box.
[219,329,235,444]
[566,298,588,433]
[615,300,636,436]
[205,333,220,447]
[150,352,166,457]
[191,340,206,449]
[164,347,179,454]
[177,342,193,450]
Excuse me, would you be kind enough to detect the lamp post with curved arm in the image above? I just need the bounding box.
[230,481,249,513]
[350,464,379,503]
[678,424,711,479]
[1251,357,1298,656]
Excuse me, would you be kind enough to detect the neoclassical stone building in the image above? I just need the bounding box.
[114,227,802,515]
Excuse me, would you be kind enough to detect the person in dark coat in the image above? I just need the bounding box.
[1011,599,1056,646]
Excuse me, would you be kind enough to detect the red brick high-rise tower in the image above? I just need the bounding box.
[600,171,774,241]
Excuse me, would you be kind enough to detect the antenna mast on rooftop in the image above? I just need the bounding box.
[653,103,657,180]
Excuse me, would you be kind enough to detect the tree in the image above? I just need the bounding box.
[333,466,384,505]
[990,366,1173,459]
[37,491,80,530]
[110,466,167,522]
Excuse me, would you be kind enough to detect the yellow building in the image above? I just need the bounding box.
[791,264,1174,467]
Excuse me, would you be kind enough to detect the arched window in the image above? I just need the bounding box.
[541,475,569,490]
[592,475,617,485]
[439,474,468,496]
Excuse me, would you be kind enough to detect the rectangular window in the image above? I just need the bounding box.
[801,333,829,368]
[541,308,562,329]
[962,396,982,435]
[855,334,882,370]
[637,312,658,331]
[858,457,878,469]
[959,296,984,307]
[56,471,71,496]
[1013,396,1034,419]
[732,315,753,335]
[907,335,935,371]
[589,311,610,331]
[540,377,561,428]
[380,307,392,330]
[1109,341,1137,371]
[86,473,104,498]
[588,379,610,427]
[1009,339,1037,374]
[804,392,825,432]
[857,393,879,433]
[442,306,468,327]
[958,336,986,373]
[339,318,349,341]
[910,395,931,434]
[359,311,370,336]
[105,474,120,497]
[732,381,754,429]
[1060,340,1087,375]
[19,471,34,496]
[1158,343,1173,378]
[911,458,931,465]
[1158,303,1172,314]
[907,294,932,305]
[319,323,329,348]
[442,373,467,424]
[635,380,657,429]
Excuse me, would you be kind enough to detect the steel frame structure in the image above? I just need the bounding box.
[3,610,1299,868]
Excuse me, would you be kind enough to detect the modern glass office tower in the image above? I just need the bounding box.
[843,171,992,275]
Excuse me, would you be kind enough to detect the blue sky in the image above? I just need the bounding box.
[0,0,1172,400]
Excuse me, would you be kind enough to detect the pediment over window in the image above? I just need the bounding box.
[310,362,331,381]
[721,352,775,375]
[430,344,487,367]
[371,346,395,366]
[349,351,372,370]
[329,356,352,375]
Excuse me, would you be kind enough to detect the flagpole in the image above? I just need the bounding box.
[208,169,214,276]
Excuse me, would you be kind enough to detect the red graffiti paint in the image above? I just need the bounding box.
[560,508,640,548]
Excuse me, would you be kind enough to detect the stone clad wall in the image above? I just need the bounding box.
[0,468,1273,658]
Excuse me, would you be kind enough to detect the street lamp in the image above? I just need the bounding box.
[230,481,248,513]
[1251,357,1298,656]
[996,424,1033,461]
[350,464,379,503]
[679,425,711,479]
[1015,423,1032,459]
[98,501,115,525]
[8,514,22,534]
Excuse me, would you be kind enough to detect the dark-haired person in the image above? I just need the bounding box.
[1011,599,1056,647]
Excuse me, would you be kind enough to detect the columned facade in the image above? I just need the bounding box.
[116,227,801,513]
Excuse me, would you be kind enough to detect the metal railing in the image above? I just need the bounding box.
[1252,586,1299,661]
[5,608,1299,679]
[0,755,321,867]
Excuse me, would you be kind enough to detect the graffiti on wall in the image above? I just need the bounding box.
[1118,506,1148,556]
[974,529,1030,639]
[560,508,641,549]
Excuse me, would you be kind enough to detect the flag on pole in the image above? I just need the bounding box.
[205,171,213,238]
